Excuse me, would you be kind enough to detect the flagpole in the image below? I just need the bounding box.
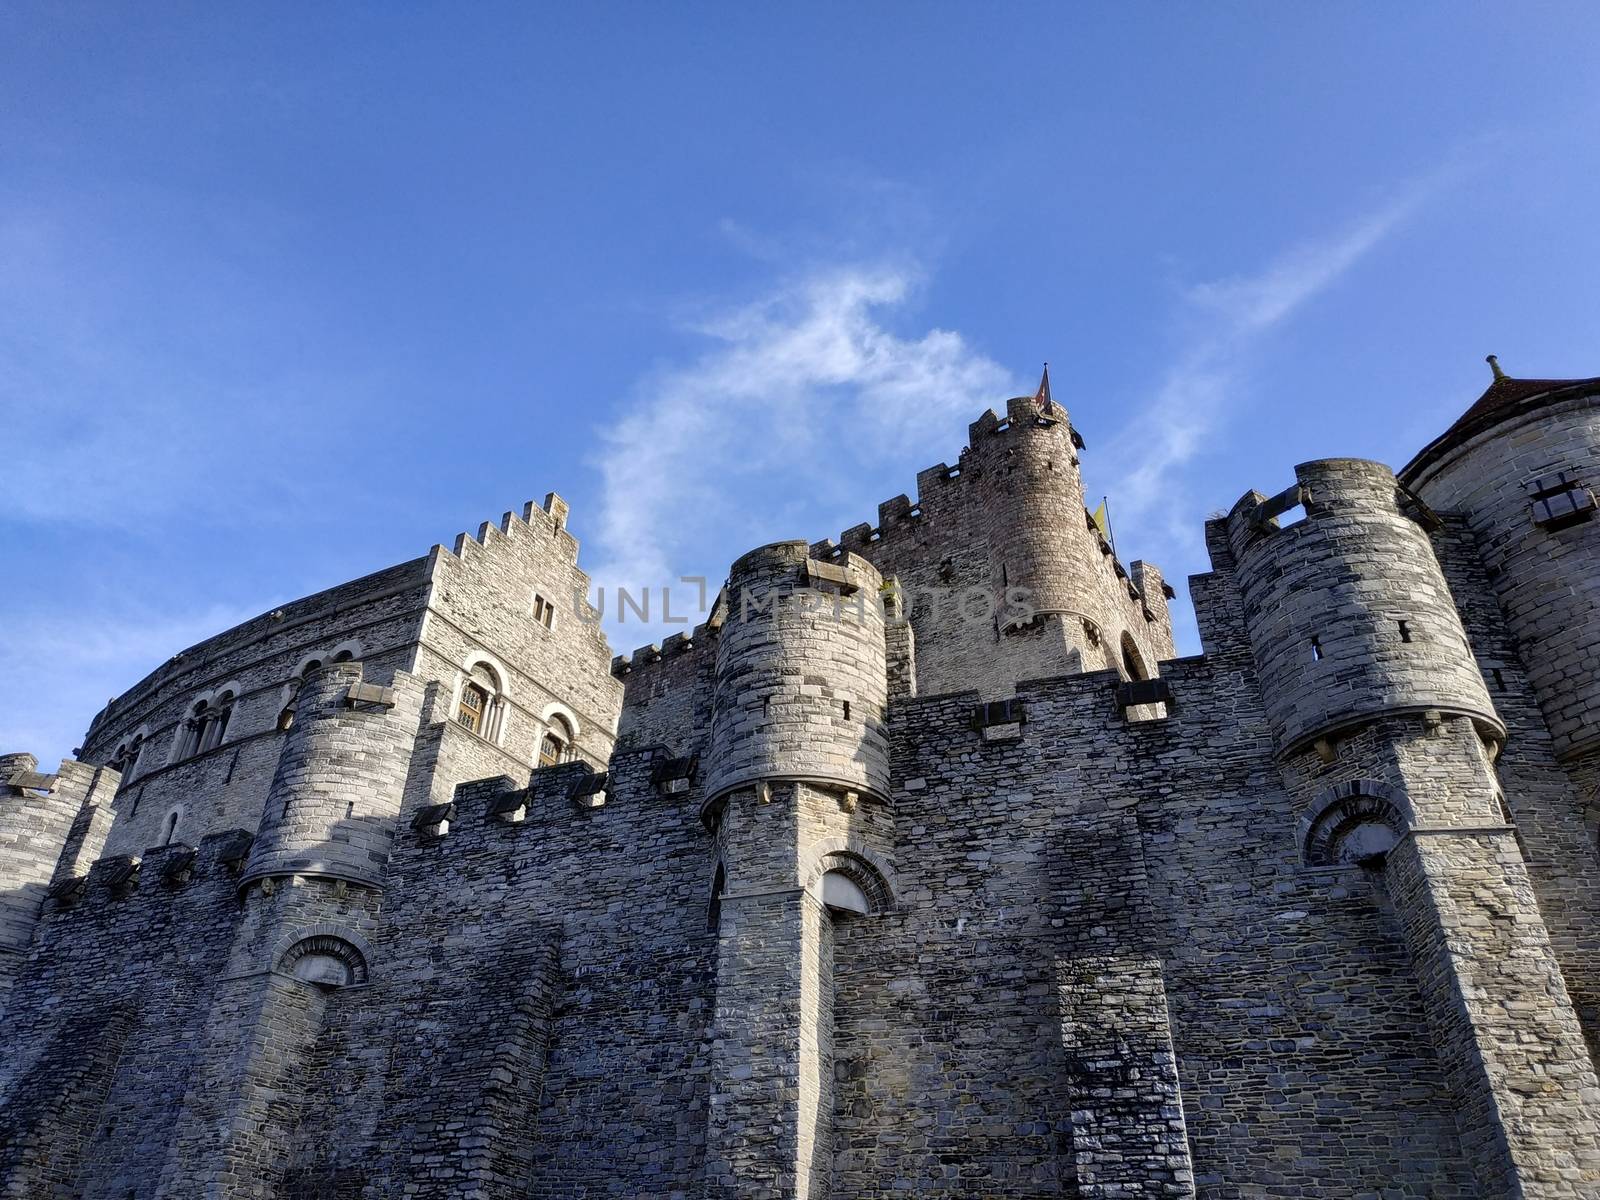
[1103,494,1117,561]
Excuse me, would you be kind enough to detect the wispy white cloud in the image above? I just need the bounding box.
[589,263,1016,640]
[1091,185,1436,585]
[1108,192,1422,525]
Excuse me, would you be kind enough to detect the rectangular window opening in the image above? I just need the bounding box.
[1492,668,1506,692]
[1527,471,1597,530]
[1398,620,1412,643]
[842,700,851,720]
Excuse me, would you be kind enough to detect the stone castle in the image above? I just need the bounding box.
[2,359,1599,1198]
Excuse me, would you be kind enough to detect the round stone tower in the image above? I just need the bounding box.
[1227,457,1502,758]
[964,395,1117,674]
[1401,369,1600,761]
[240,661,422,890]
[703,540,889,806]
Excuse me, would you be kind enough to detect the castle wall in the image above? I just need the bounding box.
[1220,451,1600,1194]
[7,376,1600,1198]
[0,834,251,1198]
[84,560,432,858]
[276,750,719,1199]
[1427,513,1600,1056]
[840,654,1477,1198]
[612,626,716,752]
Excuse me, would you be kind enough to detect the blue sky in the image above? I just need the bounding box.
[4,3,1600,765]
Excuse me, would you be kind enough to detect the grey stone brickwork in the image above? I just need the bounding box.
[3,365,1600,1198]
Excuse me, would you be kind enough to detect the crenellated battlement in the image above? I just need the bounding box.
[816,394,1083,558]
[429,492,608,632]
[611,621,716,679]
[415,743,704,849]
[438,492,579,564]
[28,829,255,922]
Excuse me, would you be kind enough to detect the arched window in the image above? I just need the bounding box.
[110,732,145,784]
[456,661,505,742]
[821,869,871,915]
[1120,633,1149,682]
[179,700,209,759]
[203,690,236,752]
[277,934,369,988]
[329,639,363,665]
[538,714,574,768]
[160,809,181,847]
[277,686,298,731]
[1303,788,1408,868]
[457,681,489,733]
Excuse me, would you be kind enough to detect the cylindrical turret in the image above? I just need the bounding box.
[1402,379,1600,760]
[1227,458,1502,758]
[704,541,890,805]
[240,662,421,890]
[963,393,1168,680]
[971,398,1101,626]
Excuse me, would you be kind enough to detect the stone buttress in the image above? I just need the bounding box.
[702,541,895,1200]
[1227,457,1600,1198]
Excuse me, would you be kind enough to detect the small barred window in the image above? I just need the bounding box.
[1528,471,1596,531]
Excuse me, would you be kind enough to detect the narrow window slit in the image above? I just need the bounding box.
[1398,620,1412,643]
[1310,636,1323,662]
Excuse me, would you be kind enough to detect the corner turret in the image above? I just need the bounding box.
[704,541,889,806]
[240,661,424,891]
[1402,363,1600,759]
[1226,458,1502,759]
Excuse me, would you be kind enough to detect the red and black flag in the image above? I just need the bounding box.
[1034,364,1057,416]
